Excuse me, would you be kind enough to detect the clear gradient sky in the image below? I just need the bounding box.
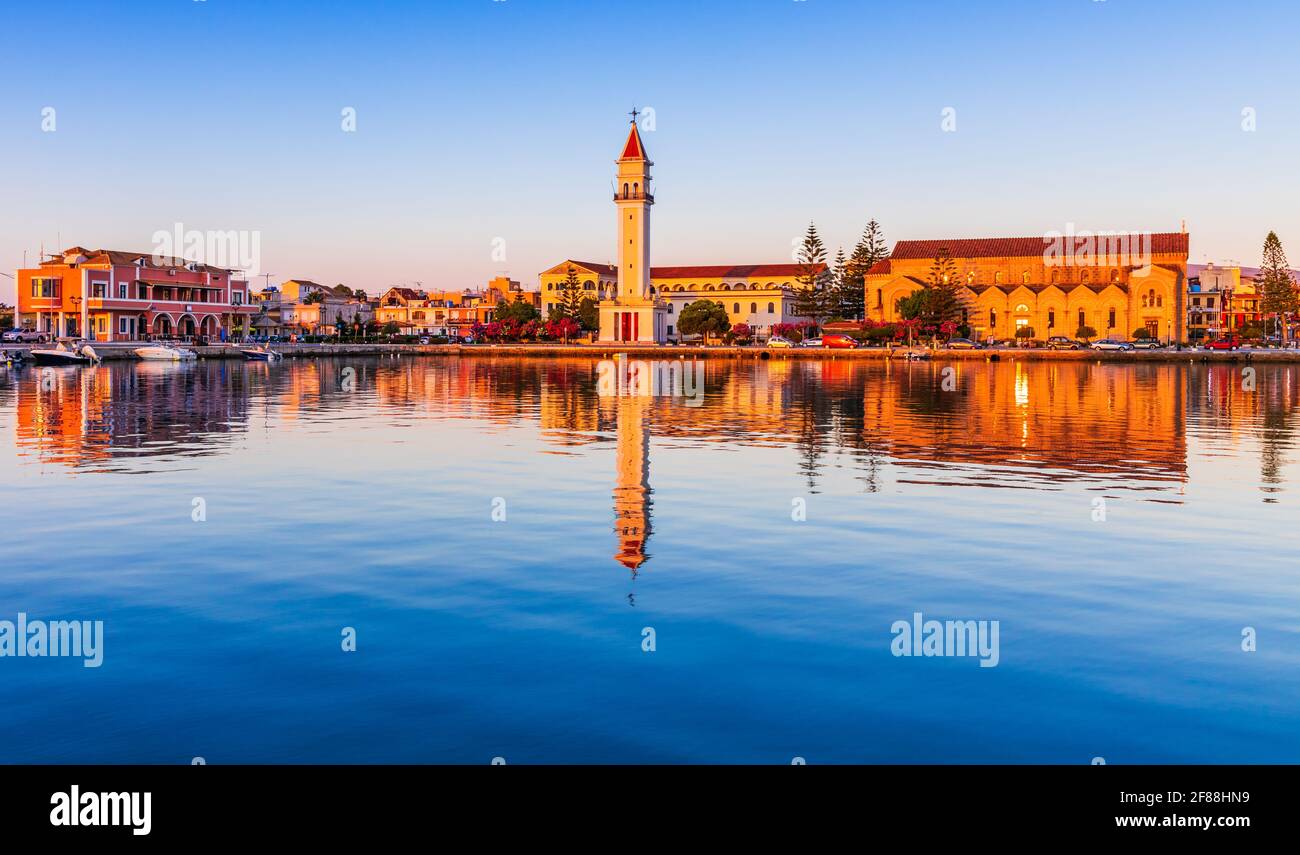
[2,0,1298,304]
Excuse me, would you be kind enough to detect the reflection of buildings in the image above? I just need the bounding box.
[611,391,653,572]
[12,362,253,469]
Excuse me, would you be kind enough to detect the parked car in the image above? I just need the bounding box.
[1204,336,1241,351]
[417,336,430,345]
[1091,339,1135,352]
[1046,336,1082,350]
[766,335,795,349]
[1130,338,1164,350]
[800,337,823,348]
[821,334,859,349]
[945,338,980,349]
[2,328,47,343]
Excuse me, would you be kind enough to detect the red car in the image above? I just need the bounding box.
[1204,336,1241,351]
[821,333,859,349]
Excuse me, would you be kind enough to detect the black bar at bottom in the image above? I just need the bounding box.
[0,765,1279,841]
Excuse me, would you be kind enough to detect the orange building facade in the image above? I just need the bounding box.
[15,246,257,341]
[865,233,1190,343]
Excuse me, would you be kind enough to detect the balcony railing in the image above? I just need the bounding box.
[614,191,654,202]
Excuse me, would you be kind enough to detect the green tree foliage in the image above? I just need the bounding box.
[923,247,965,325]
[558,266,584,320]
[577,296,600,331]
[1258,231,1299,338]
[496,294,540,324]
[843,220,886,320]
[677,300,730,344]
[791,222,831,324]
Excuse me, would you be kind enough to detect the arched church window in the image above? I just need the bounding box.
[732,303,740,314]
[967,272,975,285]
[1050,269,1059,284]
[633,183,639,196]
[1023,271,1030,284]
[767,302,775,313]
[1081,269,1090,284]
[623,183,629,197]
[995,271,1003,284]
[750,302,757,313]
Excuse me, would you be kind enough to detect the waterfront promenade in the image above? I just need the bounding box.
[5,341,1300,363]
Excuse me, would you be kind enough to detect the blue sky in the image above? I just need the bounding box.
[2,0,1298,303]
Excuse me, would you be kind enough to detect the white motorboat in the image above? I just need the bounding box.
[135,344,198,361]
[30,342,100,366]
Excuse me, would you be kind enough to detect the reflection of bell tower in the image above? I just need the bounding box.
[612,390,652,572]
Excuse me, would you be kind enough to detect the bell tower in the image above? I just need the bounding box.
[598,111,668,344]
[615,112,652,302]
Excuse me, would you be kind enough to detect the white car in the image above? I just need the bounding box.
[1090,339,1134,352]
[766,335,795,349]
[2,328,46,343]
[800,337,823,348]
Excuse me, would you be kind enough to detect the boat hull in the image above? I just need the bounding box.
[30,350,91,366]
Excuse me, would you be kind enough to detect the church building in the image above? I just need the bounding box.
[865,233,1189,343]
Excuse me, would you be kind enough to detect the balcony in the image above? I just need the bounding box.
[614,191,654,203]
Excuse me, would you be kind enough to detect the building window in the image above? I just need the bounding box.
[667,325,674,336]
[119,317,129,334]
[995,271,1003,284]
[1108,308,1116,328]
[1022,271,1030,285]
[31,278,60,298]
[667,303,673,314]
[732,303,739,313]
[750,302,757,313]
[1078,309,1086,329]
[989,308,997,326]
[118,284,128,299]
[1048,309,1055,328]
[767,302,775,314]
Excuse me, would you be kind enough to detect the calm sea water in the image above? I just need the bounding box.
[1,355,1297,763]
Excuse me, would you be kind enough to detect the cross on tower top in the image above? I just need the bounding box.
[628,107,640,123]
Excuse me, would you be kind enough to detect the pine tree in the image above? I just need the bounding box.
[791,222,830,324]
[923,247,965,325]
[828,247,849,319]
[845,220,887,319]
[558,266,584,320]
[1258,231,1299,340]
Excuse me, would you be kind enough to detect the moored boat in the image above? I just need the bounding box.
[240,346,283,362]
[135,345,198,361]
[30,342,99,366]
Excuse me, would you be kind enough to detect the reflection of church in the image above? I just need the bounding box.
[611,386,652,573]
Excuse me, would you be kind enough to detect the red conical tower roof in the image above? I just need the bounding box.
[620,120,647,160]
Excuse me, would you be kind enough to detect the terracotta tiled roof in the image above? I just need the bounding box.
[889,233,1190,260]
[866,260,891,275]
[46,247,237,274]
[650,263,826,279]
[565,261,618,276]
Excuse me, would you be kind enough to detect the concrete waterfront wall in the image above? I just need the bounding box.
[5,342,1300,363]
